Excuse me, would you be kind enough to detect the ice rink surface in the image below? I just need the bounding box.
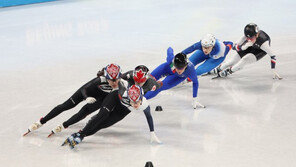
[0,0,296,166]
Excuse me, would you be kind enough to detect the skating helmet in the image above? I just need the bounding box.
[133,65,149,83]
[104,63,121,80]
[201,34,216,47]
[128,85,143,103]
[174,53,188,69]
[244,23,259,38]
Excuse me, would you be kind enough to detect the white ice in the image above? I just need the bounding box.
[0,0,296,166]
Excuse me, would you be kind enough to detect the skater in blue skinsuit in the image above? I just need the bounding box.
[144,47,205,109]
[182,34,233,77]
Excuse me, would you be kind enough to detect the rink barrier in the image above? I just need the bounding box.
[0,0,57,7]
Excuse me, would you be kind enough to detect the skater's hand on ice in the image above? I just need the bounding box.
[192,97,205,109]
[150,131,162,144]
[272,69,283,80]
[86,97,96,104]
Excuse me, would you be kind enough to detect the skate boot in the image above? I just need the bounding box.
[48,124,65,137]
[29,120,42,131]
[62,132,84,149]
[61,132,77,146]
[202,67,221,76]
[23,120,42,136]
[219,68,233,77]
[212,67,221,74]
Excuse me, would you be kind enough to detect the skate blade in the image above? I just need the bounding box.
[61,139,69,146]
[211,76,221,80]
[47,131,54,138]
[201,73,211,76]
[193,105,206,109]
[68,140,76,149]
[23,130,31,136]
[69,144,75,149]
[273,76,283,80]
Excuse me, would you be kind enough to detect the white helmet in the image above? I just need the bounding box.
[201,34,216,47]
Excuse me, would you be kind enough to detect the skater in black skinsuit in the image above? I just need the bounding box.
[23,64,122,136]
[63,84,153,149]
[48,64,124,137]
[121,65,162,94]
[121,65,163,143]
[51,65,162,141]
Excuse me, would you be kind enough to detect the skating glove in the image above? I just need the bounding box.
[232,43,240,51]
[192,97,205,109]
[150,131,162,144]
[241,41,253,50]
[86,97,96,104]
[271,55,276,69]
[272,69,282,80]
[166,47,174,63]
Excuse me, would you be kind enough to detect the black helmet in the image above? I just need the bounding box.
[174,53,188,69]
[244,23,259,38]
[134,65,149,73]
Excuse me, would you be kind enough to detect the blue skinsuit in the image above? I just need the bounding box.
[182,39,233,76]
[144,47,198,100]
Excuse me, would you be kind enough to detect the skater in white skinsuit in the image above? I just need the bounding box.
[215,23,282,79]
